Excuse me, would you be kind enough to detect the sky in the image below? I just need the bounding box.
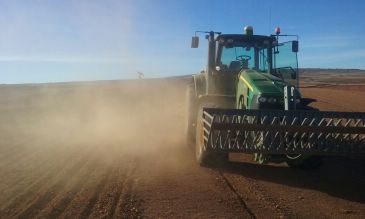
[1,0,365,84]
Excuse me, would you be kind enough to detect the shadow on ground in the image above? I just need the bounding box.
[217,157,365,203]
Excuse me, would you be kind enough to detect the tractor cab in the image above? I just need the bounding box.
[191,26,299,96]
[215,33,276,95]
[215,27,299,95]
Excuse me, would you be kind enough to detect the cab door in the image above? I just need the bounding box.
[272,41,299,87]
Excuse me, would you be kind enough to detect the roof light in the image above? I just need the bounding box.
[244,26,253,35]
[275,27,281,35]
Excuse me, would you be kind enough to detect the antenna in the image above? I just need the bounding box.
[268,5,272,33]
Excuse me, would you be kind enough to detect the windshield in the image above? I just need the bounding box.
[272,41,299,86]
[219,40,271,73]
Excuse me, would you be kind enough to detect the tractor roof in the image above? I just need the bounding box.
[216,34,275,42]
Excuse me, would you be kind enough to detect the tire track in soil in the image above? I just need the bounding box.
[0,146,83,212]
[0,148,55,193]
[1,147,88,218]
[118,188,144,219]
[108,173,128,219]
[221,171,295,218]
[0,147,67,192]
[44,153,101,218]
[89,169,129,219]
[0,147,54,176]
[217,171,256,219]
[85,157,138,219]
[0,145,26,161]
[79,164,115,219]
[15,150,93,219]
[245,178,294,218]
[110,158,141,219]
[57,157,119,219]
[0,151,70,215]
[0,146,43,168]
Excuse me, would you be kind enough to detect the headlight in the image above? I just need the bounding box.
[268,97,277,104]
[258,96,278,104]
[258,96,267,103]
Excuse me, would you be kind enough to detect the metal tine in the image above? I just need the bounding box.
[220,124,231,149]
[240,131,250,150]
[203,111,214,121]
[203,127,210,135]
[230,115,240,149]
[287,117,308,147]
[298,118,310,149]
[212,130,222,148]
[324,118,334,140]
[255,132,263,151]
[203,119,212,128]
[307,118,320,148]
[345,119,363,141]
[278,115,287,150]
[351,119,364,150]
[228,115,239,149]
[203,135,209,143]
[212,115,222,149]
[315,119,329,154]
[334,119,353,144]
[218,114,228,149]
[263,116,277,140]
[335,119,352,140]
[236,114,248,149]
[316,118,327,140]
[258,115,269,150]
[286,117,299,146]
[264,117,278,149]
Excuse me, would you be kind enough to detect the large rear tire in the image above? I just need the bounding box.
[195,103,228,167]
[184,83,197,148]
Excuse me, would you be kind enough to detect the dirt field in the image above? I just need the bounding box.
[0,74,364,218]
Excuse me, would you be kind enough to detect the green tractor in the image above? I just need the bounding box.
[185,26,365,168]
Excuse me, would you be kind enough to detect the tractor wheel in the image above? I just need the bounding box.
[286,156,323,170]
[195,103,228,167]
[184,83,197,148]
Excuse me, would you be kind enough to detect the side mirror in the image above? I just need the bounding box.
[191,36,199,48]
[292,41,299,52]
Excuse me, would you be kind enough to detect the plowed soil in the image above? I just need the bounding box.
[0,77,364,218]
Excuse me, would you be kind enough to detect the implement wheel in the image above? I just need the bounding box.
[195,103,228,167]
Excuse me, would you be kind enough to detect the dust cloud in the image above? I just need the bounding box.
[0,77,190,159]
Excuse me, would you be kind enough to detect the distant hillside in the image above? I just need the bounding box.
[300,68,365,74]
[299,68,365,86]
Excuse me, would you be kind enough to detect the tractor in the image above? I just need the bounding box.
[185,26,365,168]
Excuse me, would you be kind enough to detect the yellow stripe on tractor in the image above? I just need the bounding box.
[240,75,254,92]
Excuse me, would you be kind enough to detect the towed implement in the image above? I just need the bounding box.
[185,26,365,168]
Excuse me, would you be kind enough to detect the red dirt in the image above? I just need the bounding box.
[0,77,364,218]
